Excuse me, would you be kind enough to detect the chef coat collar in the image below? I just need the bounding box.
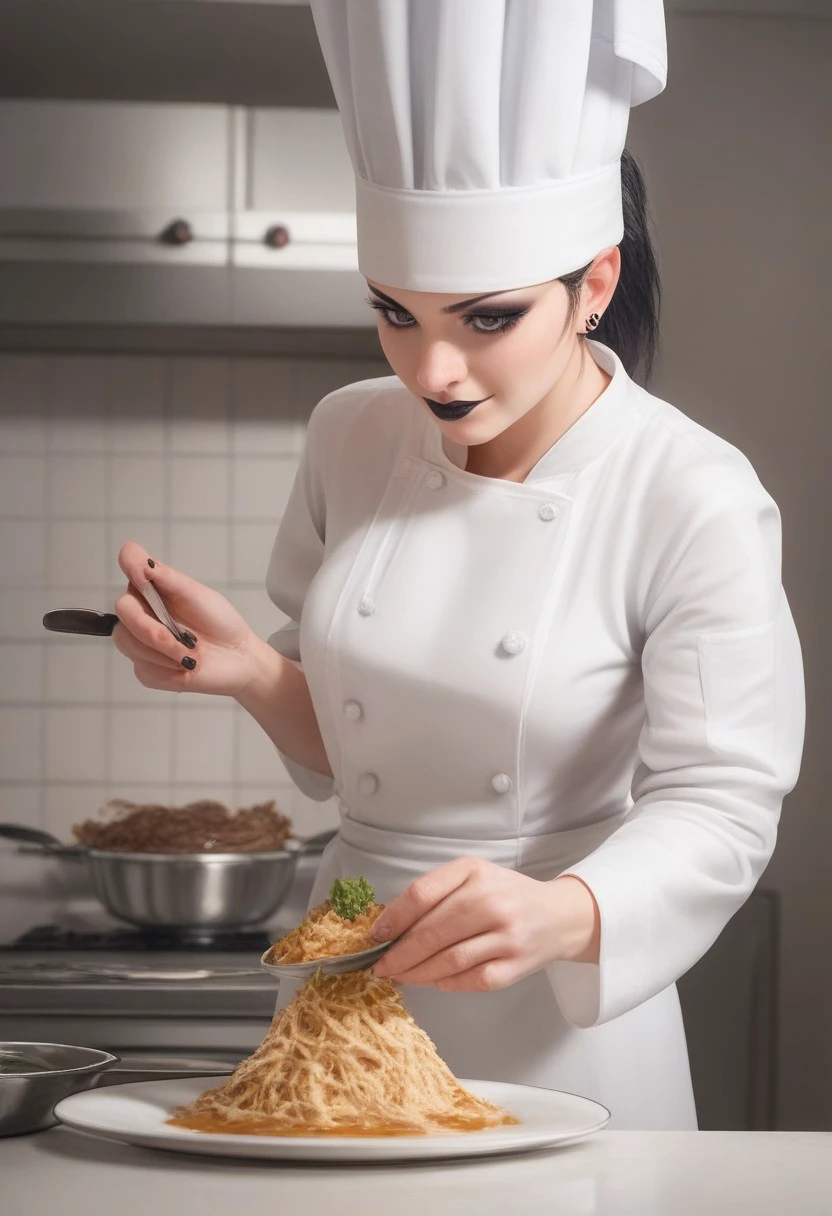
[428,341,635,482]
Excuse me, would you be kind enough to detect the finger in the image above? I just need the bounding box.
[372,885,488,978]
[384,931,506,988]
[113,583,157,636]
[133,659,193,693]
[113,592,194,667]
[371,857,485,944]
[112,620,183,672]
[118,540,158,588]
[117,541,209,615]
[433,959,518,994]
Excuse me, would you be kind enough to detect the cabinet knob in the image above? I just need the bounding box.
[160,218,194,246]
[264,224,291,249]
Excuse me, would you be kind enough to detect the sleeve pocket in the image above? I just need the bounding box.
[698,622,776,760]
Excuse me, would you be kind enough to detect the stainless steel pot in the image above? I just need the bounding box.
[0,824,334,929]
[84,847,298,928]
[0,1042,233,1136]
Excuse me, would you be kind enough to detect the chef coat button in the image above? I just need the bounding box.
[425,469,446,490]
[538,502,559,522]
[491,773,513,795]
[358,594,376,617]
[501,630,528,656]
[343,700,363,722]
[357,772,379,796]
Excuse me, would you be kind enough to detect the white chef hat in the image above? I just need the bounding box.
[310,0,667,293]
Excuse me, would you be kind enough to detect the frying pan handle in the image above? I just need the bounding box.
[104,1057,236,1081]
[105,1067,233,1080]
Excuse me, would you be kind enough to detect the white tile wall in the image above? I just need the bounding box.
[49,520,110,585]
[0,707,42,781]
[0,349,388,915]
[45,641,109,703]
[110,456,166,517]
[45,707,109,783]
[109,358,167,454]
[170,456,229,518]
[168,521,231,584]
[0,641,45,702]
[0,455,46,516]
[50,455,109,517]
[0,520,47,584]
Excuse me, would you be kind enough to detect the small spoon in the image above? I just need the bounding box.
[259,939,397,981]
[43,581,189,644]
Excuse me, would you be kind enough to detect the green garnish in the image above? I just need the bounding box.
[329,876,375,921]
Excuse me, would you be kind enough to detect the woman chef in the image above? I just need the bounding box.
[113,0,805,1129]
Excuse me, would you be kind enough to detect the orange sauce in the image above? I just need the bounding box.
[165,1111,519,1138]
[166,1113,424,1137]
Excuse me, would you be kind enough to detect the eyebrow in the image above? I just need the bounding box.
[368,285,516,315]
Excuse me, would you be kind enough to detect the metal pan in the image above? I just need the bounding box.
[0,1042,233,1136]
[0,824,335,930]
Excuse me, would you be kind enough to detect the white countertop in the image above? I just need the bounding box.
[3,1128,830,1216]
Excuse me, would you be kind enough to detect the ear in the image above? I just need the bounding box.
[580,246,621,325]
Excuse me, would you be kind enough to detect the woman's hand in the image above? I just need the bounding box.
[371,858,600,992]
[113,540,263,698]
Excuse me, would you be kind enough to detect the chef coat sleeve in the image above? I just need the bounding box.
[548,473,805,1029]
[264,399,336,803]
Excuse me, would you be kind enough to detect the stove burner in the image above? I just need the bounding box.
[11,924,274,953]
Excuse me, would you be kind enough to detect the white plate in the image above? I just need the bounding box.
[54,1077,610,1163]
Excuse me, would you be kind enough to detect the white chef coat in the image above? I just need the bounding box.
[265,340,805,1130]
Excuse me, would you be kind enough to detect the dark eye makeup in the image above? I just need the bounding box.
[365,298,530,336]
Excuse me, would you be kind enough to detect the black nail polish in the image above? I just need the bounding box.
[181,656,197,670]
[147,559,156,569]
[181,631,197,649]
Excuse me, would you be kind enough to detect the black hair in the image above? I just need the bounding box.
[559,148,661,384]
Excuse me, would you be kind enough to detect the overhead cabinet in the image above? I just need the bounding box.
[0,99,370,328]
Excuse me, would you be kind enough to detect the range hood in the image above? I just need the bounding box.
[0,98,373,335]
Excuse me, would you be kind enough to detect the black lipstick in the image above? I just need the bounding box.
[424,396,492,421]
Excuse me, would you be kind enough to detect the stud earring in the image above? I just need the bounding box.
[584,312,600,334]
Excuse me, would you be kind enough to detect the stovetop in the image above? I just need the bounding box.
[6,923,274,953]
[0,913,286,1016]
[0,927,285,1025]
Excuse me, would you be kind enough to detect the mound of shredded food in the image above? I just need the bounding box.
[167,876,519,1137]
[266,904,384,964]
[72,798,292,854]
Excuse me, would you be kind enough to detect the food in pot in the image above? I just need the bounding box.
[167,878,519,1137]
[72,798,293,854]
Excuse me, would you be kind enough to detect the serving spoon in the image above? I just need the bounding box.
[259,939,397,981]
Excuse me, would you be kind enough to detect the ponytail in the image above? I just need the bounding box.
[559,148,661,384]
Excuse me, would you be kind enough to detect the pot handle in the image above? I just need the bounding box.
[0,822,83,856]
